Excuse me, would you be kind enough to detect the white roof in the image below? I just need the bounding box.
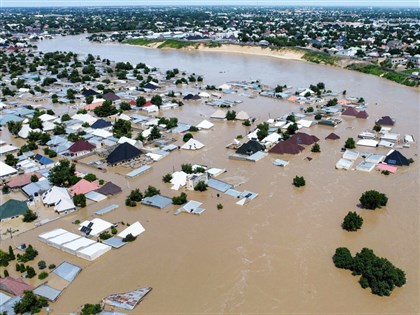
[196,119,214,129]
[18,124,40,139]
[42,186,71,205]
[247,130,259,140]
[342,150,360,161]
[39,113,57,122]
[181,138,205,150]
[144,118,159,126]
[170,171,187,190]
[297,119,313,128]
[142,127,152,138]
[118,221,145,238]
[142,105,159,113]
[48,232,81,247]
[38,228,68,242]
[0,144,18,154]
[76,242,111,261]
[210,109,226,119]
[117,113,131,121]
[0,161,17,177]
[92,129,113,138]
[54,197,76,213]
[118,136,136,146]
[336,158,354,170]
[218,83,231,90]
[72,113,97,124]
[357,139,379,147]
[236,111,250,121]
[274,121,287,128]
[146,152,164,161]
[198,91,210,98]
[262,133,281,143]
[61,237,96,254]
[79,218,113,236]
[42,121,56,131]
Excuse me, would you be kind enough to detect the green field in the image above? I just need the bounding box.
[347,64,418,87]
[302,51,340,65]
[125,38,198,49]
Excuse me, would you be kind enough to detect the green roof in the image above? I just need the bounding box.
[0,199,29,220]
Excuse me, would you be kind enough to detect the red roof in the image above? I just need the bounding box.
[68,140,96,153]
[342,107,359,117]
[8,173,42,188]
[129,100,136,106]
[356,110,369,119]
[0,277,33,296]
[288,132,319,146]
[269,140,305,155]
[143,100,152,107]
[325,133,340,140]
[69,179,100,195]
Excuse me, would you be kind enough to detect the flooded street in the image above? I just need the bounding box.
[2,35,417,314]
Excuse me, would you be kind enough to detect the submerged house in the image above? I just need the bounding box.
[0,199,29,222]
[235,140,265,156]
[66,140,96,157]
[106,142,143,166]
[269,140,305,155]
[376,115,395,126]
[384,150,409,166]
[288,132,319,146]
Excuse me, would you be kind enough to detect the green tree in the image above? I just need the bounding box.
[162,173,173,183]
[226,110,236,120]
[28,117,42,129]
[342,211,363,231]
[148,125,161,141]
[7,121,23,135]
[181,163,193,174]
[122,233,137,242]
[311,143,320,153]
[94,100,118,117]
[113,119,132,138]
[151,94,162,108]
[23,210,38,223]
[136,96,146,107]
[120,101,131,111]
[17,245,38,263]
[37,260,46,270]
[4,154,18,167]
[14,291,48,314]
[73,194,87,208]
[172,192,188,205]
[257,122,269,141]
[144,185,160,197]
[287,123,298,135]
[373,124,381,132]
[48,160,77,187]
[332,247,354,269]
[293,176,305,187]
[128,189,143,202]
[359,190,388,210]
[194,181,208,192]
[8,246,15,261]
[80,303,102,315]
[183,133,193,142]
[83,173,97,182]
[85,95,94,104]
[344,137,356,149]
[53,124,66,135]
[217,203,223,210]
[38,271,48,280]
[61,113,71,121]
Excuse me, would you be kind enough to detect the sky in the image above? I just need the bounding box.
[0,0,419,8]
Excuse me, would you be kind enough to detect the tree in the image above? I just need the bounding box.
[293,176,305,187]
[136,96,146,107]
[120,101,131,111]
[144,185,160,197]
[2,184,10,194]
[172,192,188,205]
[344,137,356,149]
[17,245,38,263]
[7,121,22,135]
[113,119,132,138]
[53,124,66,135]
[359,190,388,210]
[94,100,118,117]
[311,143,320,153]
[73,194,86,208]
[275,85,283,93]
[122,233,137,242]
[8,246,15,261]
[373,124,381,132]
[28,117,42,129]
[86,95,94,104]
[314,113,322,120]
[4,154,18,167]
[48,159,76,187]
[14,291,48,314]
[162,173,173,183]
[83,173,97,182]
[37,260,46,270]
[81,303,102,315]
[61,113,71,122]
[151,95,162,108]
[183,133,193,142]
[333,247,354,269]
[38,271,48,280]
[148,125,161,141]
[342,211,363,231]
[257,122,269,140]
[226,110,236,120]
[194,181,208,192]
[23,210,38,223]
[217,203,223,210]
[128,189,143,202]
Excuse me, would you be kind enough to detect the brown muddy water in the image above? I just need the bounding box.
[1,35,418,314]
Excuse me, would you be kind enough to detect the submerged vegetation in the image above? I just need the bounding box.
[302,51,340,65]
[125,38,198,49]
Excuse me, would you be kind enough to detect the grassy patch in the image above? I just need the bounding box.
[157,40,198,49]
[302,51,340,65]
[347,64,418,87]
[125,38,159,46]
[402,68,420,74]
[204,41,222,48]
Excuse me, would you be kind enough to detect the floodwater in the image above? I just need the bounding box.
[2,35,419,314]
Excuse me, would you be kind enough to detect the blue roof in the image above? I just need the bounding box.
[91,119,112,129]
[33,284,61,301]
[170,123,191,134]
[0,114,24,126]
[141,195,172,209]
[12,107,35,117]
[34,154,54,165]
[126,165,152,177]
[95,204,119,215]
[0,296,21,314]
[103,237,126,248]
[207,178,233,193]
[22,180,51,197]
[53,261,81,282]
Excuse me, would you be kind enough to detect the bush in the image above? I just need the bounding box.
[189,126,199,132]
[26,266,36,278]
[122,233,137,242]
[48,264,56,270]
[38,271,48,280]
[381,170,390,175]
[144,185,160,197]
[333,247,354,269]
[311,143,320,153]
[373,124,381,132]
[226,110,236,120]
[162,173,173,183]
[83,173,97,182]
[217,203,223,210]
[13,291,48,314]
[172,192,188,205]
[81,303,102,315]
[194,181,208,192]
[242,120,251,126]
[293,176,305,187]
[359,190,388,210]
[314,113,322,120]
[342,211,363,231]
[37,260,46,270]
[128,189,143,202]
[99,231,112,240]
[181,163,193,174]
[125,198,136,207]
[17,245,38,263]
[344,137,356,149]
[73,194,86,208]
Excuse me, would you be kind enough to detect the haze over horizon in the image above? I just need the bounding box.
[1,0,419,8]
